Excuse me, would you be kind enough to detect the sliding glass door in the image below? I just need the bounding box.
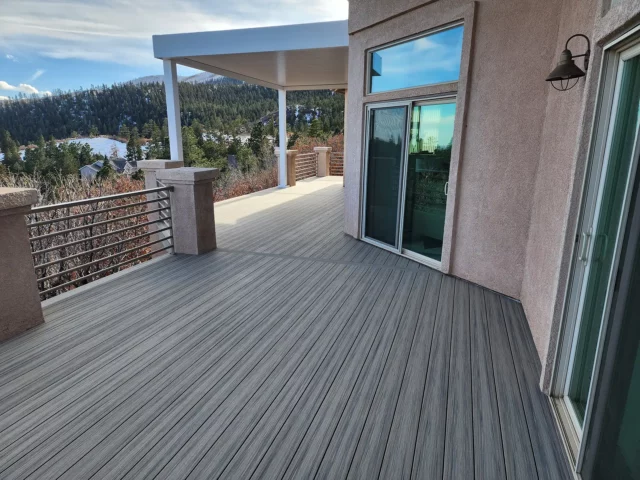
[362,98,456,266]
[362,106,408,248]
[555,38,640,477]
[401,101,456,262]
[565,44,640,428]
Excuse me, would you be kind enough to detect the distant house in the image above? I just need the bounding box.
[79,158,138,180]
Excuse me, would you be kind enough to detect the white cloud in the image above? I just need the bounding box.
[0,96,9,101]
[0,0,348,67]
[28,69,45,82]
[5,54,16,61]
[0,80,43,94]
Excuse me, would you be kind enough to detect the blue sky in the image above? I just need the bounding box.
[0,0,348,100]
[370,26,463,93]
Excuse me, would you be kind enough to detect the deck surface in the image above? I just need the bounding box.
[0,177,571,479]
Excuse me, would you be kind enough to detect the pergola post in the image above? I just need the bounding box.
[163,59,184,163]
[278,89,287,188]
[343,89,347,187]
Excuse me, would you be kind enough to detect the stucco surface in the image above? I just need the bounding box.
[348,0,438,33]
[521,0,598,387]
[0,191,44,342]
[156,167,218,254]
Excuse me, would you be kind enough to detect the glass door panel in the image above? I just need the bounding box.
[401,101,456,262]
[363,105,408,247]
[567,52,640,425]
[587,132,640,480]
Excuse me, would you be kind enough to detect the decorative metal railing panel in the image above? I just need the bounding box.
[295,152,318,181]
[27,186,173,299]
[330,152,344,176]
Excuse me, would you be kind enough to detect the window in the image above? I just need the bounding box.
[368,25,464,94]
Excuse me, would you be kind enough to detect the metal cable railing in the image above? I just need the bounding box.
[26,186,174,299]
[330,152,344,176]
[295,152,318,181]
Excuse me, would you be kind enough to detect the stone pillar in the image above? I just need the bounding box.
[137,160,184,254]
[0,188,44,341]
[314,147,332,177]
[286,150,298,187]
[156,167,219,255]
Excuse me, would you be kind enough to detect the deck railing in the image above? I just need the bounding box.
[330,152,344,176]
[26,186,174,299]
[295,152,318,181]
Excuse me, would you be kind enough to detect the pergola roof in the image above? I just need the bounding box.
[152,20,349,91]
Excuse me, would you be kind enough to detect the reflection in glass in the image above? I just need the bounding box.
[591,155,640,480]
[568,54,640,424]
[402,102,456,261]
[369,25,464,94]
[364,106,407,247]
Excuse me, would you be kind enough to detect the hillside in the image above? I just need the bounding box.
[128,71,222,86]
[0,80,344,145]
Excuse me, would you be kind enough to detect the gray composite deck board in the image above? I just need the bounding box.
[0,178,571,479]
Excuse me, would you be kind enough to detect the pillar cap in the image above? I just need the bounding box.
[137,160,184,170]
[313,147,332,152]
[156,167,220,184]
[0,188,38,212]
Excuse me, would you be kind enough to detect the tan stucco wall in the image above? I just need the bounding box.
[345,0,563,299]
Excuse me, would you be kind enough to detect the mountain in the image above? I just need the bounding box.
[182,72,222,84]
[0,82,345,145]
[129,71,222,86]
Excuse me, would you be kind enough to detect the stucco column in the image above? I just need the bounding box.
[286,150,298,186]
[156,167,219,255]
[137,159,184,253]
[314,147,332,177]
[0,188,44,342]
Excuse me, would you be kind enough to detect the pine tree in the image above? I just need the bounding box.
[181,126,205,166]
[126,127,143,162]
[0,131,22,172]
[119,125,130,140]
[308,118,322,138]
[247,121,264,157]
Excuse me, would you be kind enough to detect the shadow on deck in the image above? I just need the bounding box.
[0,177,571,479]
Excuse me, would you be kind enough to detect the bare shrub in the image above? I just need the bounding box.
[212,162,278,203]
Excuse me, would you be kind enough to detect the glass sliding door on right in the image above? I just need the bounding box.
[555,39,640,476]
[401,101,456,262]
[565,50,640,427]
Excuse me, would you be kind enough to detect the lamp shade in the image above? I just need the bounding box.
[546,49,586,82]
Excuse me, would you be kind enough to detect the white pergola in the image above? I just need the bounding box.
[152,20,349,188]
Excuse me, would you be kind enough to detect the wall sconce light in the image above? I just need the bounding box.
[546,34,591,91]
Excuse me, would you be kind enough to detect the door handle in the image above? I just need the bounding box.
[578,229,592,262]
[444,182,449,196]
